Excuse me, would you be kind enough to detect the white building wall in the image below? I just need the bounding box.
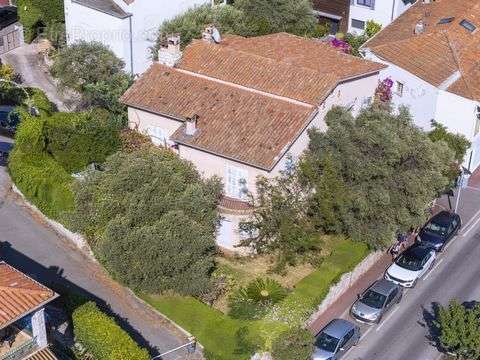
[64,0,209,75]
[349,0,413,33]
[64,1,130,66]
[364,52,439,130]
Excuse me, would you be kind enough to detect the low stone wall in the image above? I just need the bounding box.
[306,250,384,325]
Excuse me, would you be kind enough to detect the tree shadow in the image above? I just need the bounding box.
[0,241,162,357]
[418,302,443,352]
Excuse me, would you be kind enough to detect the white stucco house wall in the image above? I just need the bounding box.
[121,31,385,252]
[63,0,209,75]
[361,0,480,171]
[349,0,416,34]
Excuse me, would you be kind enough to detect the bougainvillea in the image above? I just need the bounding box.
[375,77,394,102]
[329,38,352,54]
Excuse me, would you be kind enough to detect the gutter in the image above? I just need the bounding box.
[128,15,134,75]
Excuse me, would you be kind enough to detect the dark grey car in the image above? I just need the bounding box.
[350,279,403,324]
[313,319,361,360]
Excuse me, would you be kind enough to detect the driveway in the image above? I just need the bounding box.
[0,43,72,111]
[324,186,480,360]
[0,148,202,359]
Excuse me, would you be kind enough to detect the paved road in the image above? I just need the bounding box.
[341,187,480,360]
[0,137,200,360]
[0,43,72,111]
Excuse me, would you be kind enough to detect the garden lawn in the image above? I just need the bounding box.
[142,239,369,360]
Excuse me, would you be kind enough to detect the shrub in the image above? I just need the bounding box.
[229,278,287,320]
[44,109,121,173]
[271,327,314,360]
[69,148,223,296]
[72,301,149,360]
[9,150,74,219]
[365,20,382,38]
[17,0,65,43]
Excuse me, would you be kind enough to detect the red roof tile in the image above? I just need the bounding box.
[0,262,58,329]
[364,0,480,100]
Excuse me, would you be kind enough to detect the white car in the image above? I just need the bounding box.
[385,244,436,288]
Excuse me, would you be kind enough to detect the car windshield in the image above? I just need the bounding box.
[315,332,340,353]
[423,221,448,237]
[395,252,423,271]
[360,289,386,309]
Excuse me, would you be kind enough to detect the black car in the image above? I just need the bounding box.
[417,211,461,251]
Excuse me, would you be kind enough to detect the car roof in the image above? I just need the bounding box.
[367,279,398,296]
[321,319,355,339]
[429,211,456,226]
[402,243,433,259]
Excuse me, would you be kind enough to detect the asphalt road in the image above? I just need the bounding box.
[343,188,480,360]
[0,134,200,360]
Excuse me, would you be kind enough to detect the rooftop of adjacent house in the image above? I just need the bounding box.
[363,0,480,101]
[0,262,58,329]
[0,5,17,29]
[72,0,131,19]
[121,32,385,170]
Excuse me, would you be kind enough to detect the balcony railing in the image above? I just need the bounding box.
[1,337,38,360]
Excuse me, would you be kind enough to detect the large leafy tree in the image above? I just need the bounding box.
[50,41,131,122]
[234,0,317,36]
[301,105,454,248]
[428,120,471,163]
[69,148,223,296]
[435,300,480,359]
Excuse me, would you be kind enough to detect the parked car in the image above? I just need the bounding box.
[385,243,436,288]
[417,211,461,251]
[313,319,360,360]
[350,279,403,324]
[0,105,20,136]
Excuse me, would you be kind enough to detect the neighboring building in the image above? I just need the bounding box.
[362,0,480,172]
[121,31,385,252]
[349,0,416,34]
[63,0,209,75]
[312,0,350,34]
[0,4,23,55]
[312,0,416,35]
[0,261,59,360]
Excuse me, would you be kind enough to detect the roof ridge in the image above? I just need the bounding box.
[443,30,475,98]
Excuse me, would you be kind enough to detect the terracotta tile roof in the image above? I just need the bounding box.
[121,63,316,170]
[179,40,338,105]
[219,196,253,214]
[122,33,384,170]
[363,0,480,100]
[25,348,58,360]
[0,262,58,329]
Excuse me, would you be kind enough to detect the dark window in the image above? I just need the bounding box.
[351,19,365,30]
[386,288,399,305]
[357,0,375,8]
[438,17,455,25]
[460,19,476,32]
[340,329,354,348]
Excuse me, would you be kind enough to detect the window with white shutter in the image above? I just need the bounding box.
[226,165,248,200]
[147,126,167,146]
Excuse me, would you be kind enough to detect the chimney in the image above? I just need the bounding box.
[414,20,426,34]
[202,25,222,44]
[185,114,198,136]
[158,34,182,67]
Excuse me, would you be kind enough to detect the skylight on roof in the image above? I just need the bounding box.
[437,17,455,25]
[460,19,476,32]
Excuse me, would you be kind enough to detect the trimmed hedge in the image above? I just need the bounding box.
[72,301,149,360]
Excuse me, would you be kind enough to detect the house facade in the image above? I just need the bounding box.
[121,31,385,252]
[312,0,415,35]
[361,0,480,172]
[349,0,415,34]
[0,262,59,360]
[63,0,208,75]
[0,4,23,55]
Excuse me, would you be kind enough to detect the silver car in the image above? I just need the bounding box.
[313,319,361,360]
[350,279,403,324]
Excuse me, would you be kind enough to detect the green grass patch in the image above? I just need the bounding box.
[142,238,369,359]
